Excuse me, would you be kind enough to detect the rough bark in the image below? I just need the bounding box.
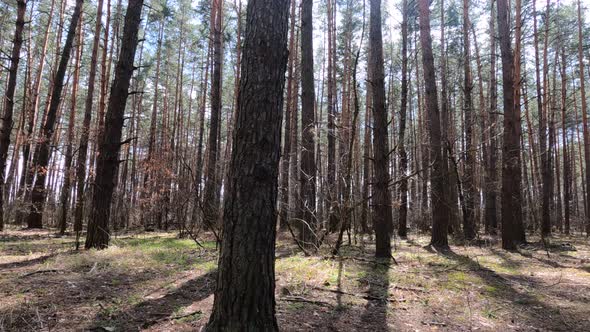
[0,0,27,231]
[370,0,393,258]
[204,0,289,329]
[540,0,552,236]
[85,0,144,249]
[299,0,317,245]
[485,0,498,234]
[397,0,409,239]
[74,0,105,240]
[279,0,297,230]
[418,0,450,249]
[59,15,83,234]
[559,48,570,234]
[462,0,476,240]
[25,0,84,229]
[576,0,590,236]
[202,0,224,230]
[497,0,525,249]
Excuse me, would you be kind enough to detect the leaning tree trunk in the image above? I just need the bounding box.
[0,0,27,231]
[85,0,144,249]
[418,0,450,249]
[204,0,290,330]
[58,16,83,235]
[497,0,525,249]
[369,0,393,258]
[25,0,84,229]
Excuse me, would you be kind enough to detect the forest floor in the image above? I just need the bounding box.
[1,228,589,331]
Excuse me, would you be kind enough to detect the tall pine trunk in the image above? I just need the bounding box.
[58,16,83,234]
[576,0,590,236]
[397,0,409,239]
[85,0,144,249]
[25,0,84,229]
[418,0,450,249]
[73,0,105,243]
[0,0,27,231]
[370,0,393,258]
[299,0,317,245]
[462,0,476,240]
[204,0,290,329]
[497,0,525,249]
[202,0,224,230]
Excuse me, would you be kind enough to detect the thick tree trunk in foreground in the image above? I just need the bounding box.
[85,0,144,249]
[26,0,84,229]
[0,0,27,231]
[204,0,289,330]
[418,0,450,249]
[299,0,317,246]
[370,0,393,258]
[497,0,525,249]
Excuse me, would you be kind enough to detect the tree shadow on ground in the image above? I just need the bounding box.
[489,248,523,269]
[440,249,588,332]
[0,251,61,270]
[359,258,391,331]
[0,268,163,331]
[89,269,217,331]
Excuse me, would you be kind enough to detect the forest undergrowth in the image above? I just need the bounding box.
[1,229,589,331]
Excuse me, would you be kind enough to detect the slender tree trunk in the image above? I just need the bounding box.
[369,0,393,258]
[498,0,525,249]
[540,0,552,236]
[418,0,450,249]
[559,48,571,234]
[202,0,224,230]
[397,0,409,239]
[204,0,289,329]
[58,15,83,234]
[26,0,84,229]
[299,0,317,245]
[0,0,27,231]
[440,0,456,235]
[279,0,297,230]
[141,18,164,229]
[326,0,338,233]
[461,0,476,240]
[17,0,56,225]
[74,0,105,243]
[576,0,590,236]
[85,0,144,249]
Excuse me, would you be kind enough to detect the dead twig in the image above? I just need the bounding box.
[312,286,406,303]
[19,269,62,278]
[278,296,332,307]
